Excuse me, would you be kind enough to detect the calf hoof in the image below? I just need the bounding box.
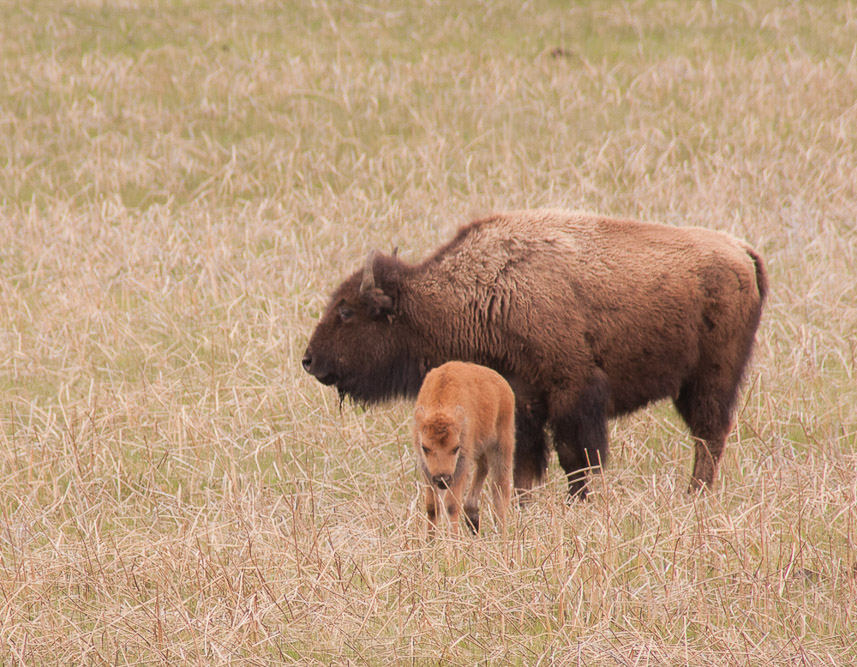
[464,510,480,534]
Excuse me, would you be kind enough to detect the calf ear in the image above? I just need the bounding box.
[359,249,395,316]
[414,405,425,424]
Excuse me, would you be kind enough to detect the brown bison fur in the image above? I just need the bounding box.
[303,209,767,498]
[412,361,515,534]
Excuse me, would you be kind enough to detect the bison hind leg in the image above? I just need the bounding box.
[674,373,741,492]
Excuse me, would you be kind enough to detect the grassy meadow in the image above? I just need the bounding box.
[1,0,856,663]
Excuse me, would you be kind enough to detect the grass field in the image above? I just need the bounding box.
[1,0,856,664]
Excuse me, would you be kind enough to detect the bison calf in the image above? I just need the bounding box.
[303,209,767,498]
[413,362,515,534]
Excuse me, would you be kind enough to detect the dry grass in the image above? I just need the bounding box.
[1,0,856,664]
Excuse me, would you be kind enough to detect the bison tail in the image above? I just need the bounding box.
[742,243,769,304]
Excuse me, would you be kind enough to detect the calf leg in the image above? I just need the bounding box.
[424,485,438,536]
[490,419,515,531]
[489,478,511,531]
[443,459,472,534]
[464,456,489,534]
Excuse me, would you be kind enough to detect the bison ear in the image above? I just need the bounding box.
[359,249,395,316]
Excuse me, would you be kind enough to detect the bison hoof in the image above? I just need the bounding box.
[566,478,589,502]
[565,493,587,505]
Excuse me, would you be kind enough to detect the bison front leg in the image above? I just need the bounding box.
[554,429,607,499]
[550,379,609,500]
[513,402,548,499]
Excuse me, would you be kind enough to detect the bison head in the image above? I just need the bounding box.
[302,250,424,403]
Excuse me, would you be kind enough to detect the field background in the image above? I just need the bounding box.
[2,0,856,664]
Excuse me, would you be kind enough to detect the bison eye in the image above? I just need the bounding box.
[452,447,460,455]
[338,305,355,322]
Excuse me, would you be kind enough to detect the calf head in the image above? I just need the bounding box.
[414,406,466,489]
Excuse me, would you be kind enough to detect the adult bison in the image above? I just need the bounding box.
[302,209,767,498]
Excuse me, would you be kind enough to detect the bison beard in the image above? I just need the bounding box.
[302,209,767,498]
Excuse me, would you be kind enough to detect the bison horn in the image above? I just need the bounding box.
[360,249,377,295]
